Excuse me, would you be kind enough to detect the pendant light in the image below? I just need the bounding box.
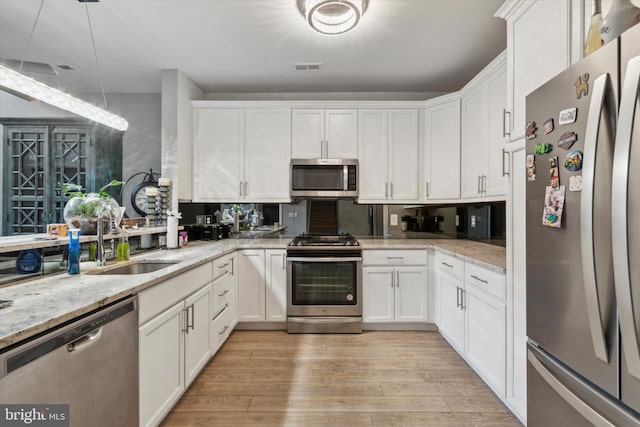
[297,0,369,35]
[0,0,129,131]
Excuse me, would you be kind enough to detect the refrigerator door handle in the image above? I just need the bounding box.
[528,349,616,427]
[613,56,640,380]
[580,72,613,364]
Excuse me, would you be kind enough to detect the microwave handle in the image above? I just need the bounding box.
[344,165,348,191]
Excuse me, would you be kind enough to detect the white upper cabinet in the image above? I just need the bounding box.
[461,54,508,200]
[358,109,419,203]
[192,106,291,202]
[292,109,358,159]
[496,0,572,142]
[423,97,461,201]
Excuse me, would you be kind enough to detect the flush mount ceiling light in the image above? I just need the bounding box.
[297,0,369,35]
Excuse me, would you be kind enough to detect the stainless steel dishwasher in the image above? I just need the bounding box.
[0,296,138,427]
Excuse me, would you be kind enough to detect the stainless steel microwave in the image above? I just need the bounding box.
[290,159,358,199]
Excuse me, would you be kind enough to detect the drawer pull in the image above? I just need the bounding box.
[218,263,229,269]
[386,256,404,260]
[471,274,488,284]
[212,303,228,321]
[218,325,230,336]
[218,289,229,297]
[441,262,453,268]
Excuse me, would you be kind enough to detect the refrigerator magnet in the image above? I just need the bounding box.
[542,185,566,228]
[558,131,578,149]
[535,143,553,155]
[543,118,554,134]
[569,175,582,192]
[526,121,537,139]
[527,155,536,181]
[559,107,578,125]
[549,156,560,188]
[574,73,589,99]
[564,150,583,171]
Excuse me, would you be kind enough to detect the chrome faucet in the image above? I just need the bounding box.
[97,203,116,267]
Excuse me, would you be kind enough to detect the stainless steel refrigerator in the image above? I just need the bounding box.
[526,23,640,426]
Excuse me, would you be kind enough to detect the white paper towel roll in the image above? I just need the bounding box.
[167,216,179,249]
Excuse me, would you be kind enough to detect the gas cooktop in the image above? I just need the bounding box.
[288,233,359,247]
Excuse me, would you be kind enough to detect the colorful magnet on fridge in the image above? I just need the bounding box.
[544,118,554,134]
[526,154,535,167]
[526,121,537,140]
[574,73,589,99]
[549,156,560,188]
[564,150,583,171]
[569,175,583,192]
[543,185,566,228]
[527,155,536,181]
[559,107,578,125]
[558,131,578,149]
[534,143,553,155]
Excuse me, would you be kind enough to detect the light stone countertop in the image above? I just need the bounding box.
[0,238,504,349]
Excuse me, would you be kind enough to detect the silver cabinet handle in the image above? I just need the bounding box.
[482,175,487,194]
[456,286,461,308]
[390,182,393,199]
[218,325,230,336]
[528,350,616,427]
[385,182,389,198]
[425,181,430,198]
[477,175,481,194]
[441,262,453,268]
[212,302,228,321]
[182,307,189,334]
[470,274,488,284]
[218,289,229,297]
[396,270,400,287]
[282,254,286,270]
[230,258,234,276]
[502,109,511,137]
[502,149,510,177]
[391,271,394,288]
[613,56,640,379]
[581,72,614,365]
[239,181,243,197]
[461,289,466,310]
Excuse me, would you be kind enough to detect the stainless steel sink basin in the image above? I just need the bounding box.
[91,260,179,275]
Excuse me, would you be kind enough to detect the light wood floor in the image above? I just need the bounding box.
[161,330,522,427]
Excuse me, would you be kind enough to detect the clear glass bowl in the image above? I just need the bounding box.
[63,194,122,235]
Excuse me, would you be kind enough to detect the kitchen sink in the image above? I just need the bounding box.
[91,260,179,275]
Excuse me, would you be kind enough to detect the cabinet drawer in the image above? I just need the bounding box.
[139,262,213,325]
[465,262,505,301]
[435,252,464,279]
[363,250,427,266]
[212,275,234,319]
[213,254,234,280]
[211,303,234,353]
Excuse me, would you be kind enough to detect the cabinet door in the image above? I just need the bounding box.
[388,109,419,202]
[139,301,185,427]
[193,108,244,201]
[465,284,507,397]
[292,109,323,158]
[507,0,570,141]
[237,249,266,321]
[363,267,394,322]
[485,66,508,197]
[325,109,358,159]
[424,100,461,200]
[437,272,465,354]
[265,249,287,322]
[184,284,212,387]
[461,85,487,199]
[358,109,388,202]
[244,109,291,201]
[395,267,428,322]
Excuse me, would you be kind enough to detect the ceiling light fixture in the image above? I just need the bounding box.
[0,0,128,131]
[297,0,369,35]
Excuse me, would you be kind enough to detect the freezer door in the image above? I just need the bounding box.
[617,22,640,413]
[525,39,618,396]
[528,343,640,427]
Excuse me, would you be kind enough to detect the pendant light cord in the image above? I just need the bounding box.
[19,0,45,73]
[84,2,108,109]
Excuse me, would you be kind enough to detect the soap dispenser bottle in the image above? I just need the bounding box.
[68,229,81,275]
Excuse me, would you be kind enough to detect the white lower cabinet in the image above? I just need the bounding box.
[237,249,287,323]
[363,250,428,323]
[436,251,506,397]
[138,262,213,427]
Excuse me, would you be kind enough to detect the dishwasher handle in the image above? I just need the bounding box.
[67,328,103,352]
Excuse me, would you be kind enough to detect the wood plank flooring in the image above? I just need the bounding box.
[161,331,522,426]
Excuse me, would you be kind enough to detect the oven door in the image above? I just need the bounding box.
[287,256,362,317]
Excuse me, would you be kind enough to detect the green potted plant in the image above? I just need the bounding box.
[62,180,124,235]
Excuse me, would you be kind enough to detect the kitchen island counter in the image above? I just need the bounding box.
[0,238,504,349]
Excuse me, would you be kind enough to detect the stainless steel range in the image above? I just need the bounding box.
[287,233,362,333]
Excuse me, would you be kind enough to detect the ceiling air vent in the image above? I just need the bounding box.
[293,63,323,71]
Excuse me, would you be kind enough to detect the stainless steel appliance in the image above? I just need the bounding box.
[526,23,640,426]
[0,296,138,426]
[291,158,358,199]
[287,233,362,333]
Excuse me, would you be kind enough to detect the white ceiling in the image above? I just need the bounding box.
[0,0,506,97]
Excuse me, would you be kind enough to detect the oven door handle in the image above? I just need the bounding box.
[287,257,362,263]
